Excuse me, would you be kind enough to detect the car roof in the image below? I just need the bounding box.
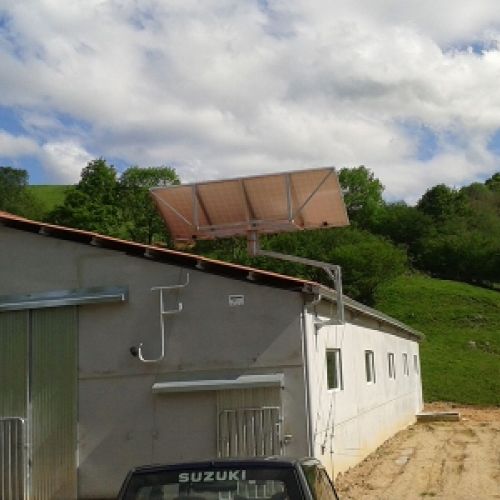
[128,457,321,474]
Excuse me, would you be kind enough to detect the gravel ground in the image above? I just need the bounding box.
[335,404,500,500]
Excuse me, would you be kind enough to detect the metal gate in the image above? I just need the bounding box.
[218,407,281,457]
[0,418,27,500]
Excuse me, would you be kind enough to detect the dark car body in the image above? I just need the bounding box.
[117,457,339,500]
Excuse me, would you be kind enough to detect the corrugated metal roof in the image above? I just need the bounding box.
[0,211,422,340]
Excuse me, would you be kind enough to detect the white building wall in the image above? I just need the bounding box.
[304,305,423,477]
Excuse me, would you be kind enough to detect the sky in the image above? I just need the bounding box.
[1,0,500,202]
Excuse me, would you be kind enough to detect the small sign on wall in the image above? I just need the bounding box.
[228,294,245,307]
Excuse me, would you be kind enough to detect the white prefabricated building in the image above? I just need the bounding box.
[0,211,423,500]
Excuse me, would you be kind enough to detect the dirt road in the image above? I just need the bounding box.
[335,404,500,499]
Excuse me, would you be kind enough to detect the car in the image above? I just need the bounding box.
[117,457,340,500]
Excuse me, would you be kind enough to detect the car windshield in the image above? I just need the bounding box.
[122,466,303,500]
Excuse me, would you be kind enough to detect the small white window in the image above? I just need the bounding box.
[403,353,409,376]
[388,353,396,379]
[365,350,376,383]
[413,354,419,374]
[326,349,343,390]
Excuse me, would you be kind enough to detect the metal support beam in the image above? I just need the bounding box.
[247,232,344,325]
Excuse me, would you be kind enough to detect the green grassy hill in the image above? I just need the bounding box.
[28,185,71,213]
[375,274,500,406]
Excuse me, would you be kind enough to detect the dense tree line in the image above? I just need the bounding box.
[1,161,498,303]
[48,159,180,244]
[195,166,500,302]
[1,159,179,245]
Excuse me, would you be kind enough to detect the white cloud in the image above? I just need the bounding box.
[41,140,93,184]
[0,129,38,156]
[0,0,500,199]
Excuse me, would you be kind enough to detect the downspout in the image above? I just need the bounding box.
[301,300,315,457]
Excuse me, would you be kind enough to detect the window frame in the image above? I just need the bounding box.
[387,352,396,379]
[402,353,409,376]
[413,354,419,374]
[326,348,343,391]
[365,350,376,384]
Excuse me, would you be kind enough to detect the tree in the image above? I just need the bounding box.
[485,172,500,192]
[412,177,500,285]
[48,159,181,244]
[416,231,500,285]
[372,202,432,251]
[326,231,408,304]
[194,227,409,304]
[416,184,468,221]
[48,159,125,237]
[338,166,384,228]
[119,166,180,244]
[0,166,42,218]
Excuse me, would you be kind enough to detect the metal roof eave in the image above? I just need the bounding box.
[303,283,423,341]
[152,373,284,394]
[0,286,128,311]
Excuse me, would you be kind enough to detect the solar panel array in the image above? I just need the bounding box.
[151,167,349,242]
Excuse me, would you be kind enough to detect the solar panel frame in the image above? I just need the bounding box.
[151,167,349,242]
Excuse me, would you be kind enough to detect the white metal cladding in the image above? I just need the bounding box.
[218,407,281,458]
[0,418,26,500]
[30,307,78,500]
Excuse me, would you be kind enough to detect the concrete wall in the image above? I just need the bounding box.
[0,225,425,496]
[0,226,310,499]
[304,304,423,477]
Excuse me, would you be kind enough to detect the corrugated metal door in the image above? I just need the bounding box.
[217,387,282,458]
[0,311,28,500]
[0,311,28,418]
[0,308,78,500]
[30,307,78,500]
[0,418,27,500]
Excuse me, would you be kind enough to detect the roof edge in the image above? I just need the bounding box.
[0,211,422,340]
[304,284,423,340]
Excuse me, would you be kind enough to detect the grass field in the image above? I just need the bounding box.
[28,185,71,213]
[375,274,500,406]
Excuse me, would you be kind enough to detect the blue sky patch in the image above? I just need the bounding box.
[0,106,26,135]
[445,39,498,56]
[0,11,9,28]
[399,121,439,161]
[487,129,500,156]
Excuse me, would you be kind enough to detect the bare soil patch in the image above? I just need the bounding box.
[335,405,500,499]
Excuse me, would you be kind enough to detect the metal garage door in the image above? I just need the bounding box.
[0,311,28,500]
[0,307,78,500]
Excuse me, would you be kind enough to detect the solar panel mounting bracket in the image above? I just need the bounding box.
[247,231,344,325]
[150,167,348,326]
